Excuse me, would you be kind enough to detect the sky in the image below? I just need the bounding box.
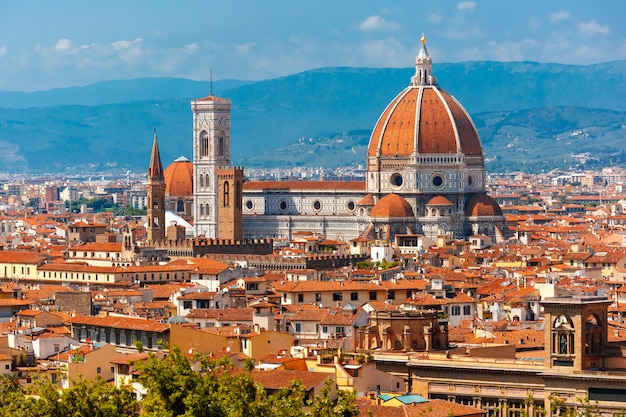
[1,1,625,92]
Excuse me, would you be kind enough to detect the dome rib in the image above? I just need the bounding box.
[368,90,407,157]
[418,88,457,154]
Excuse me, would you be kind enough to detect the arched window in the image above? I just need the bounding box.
[199,174,205,189]
[200,131,209,157]
[176,200,184,212]
[218,136,224,156]
[223,181,230,207]
[199,204,204,217]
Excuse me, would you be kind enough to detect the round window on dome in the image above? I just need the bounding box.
[468,173,476,189]
[245,200,254,210]
[279,200,288,211]
[390,173,403,190]
[313,200,322,211]
[347,201,356,212]
[431,173,445,190]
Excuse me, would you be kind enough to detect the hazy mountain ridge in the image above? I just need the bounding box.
[0,61,625,173]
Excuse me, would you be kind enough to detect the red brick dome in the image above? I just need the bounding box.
[426,195,453,206]
[370,194,414,218]
[466,193,502,217]
[367,38,482,161]
[367,86,482,158]
[164,156,193,197]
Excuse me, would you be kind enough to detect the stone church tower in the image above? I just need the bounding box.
[191,91,242,239]
[146,130,166,242]
[541,295,612,371]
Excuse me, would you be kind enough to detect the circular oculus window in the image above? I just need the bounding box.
[279,200,288,211]
[313,200,322,211]
[390,173,403,189]
[431,173,445,189]
[347,201,356,212]
[245,200,254,210]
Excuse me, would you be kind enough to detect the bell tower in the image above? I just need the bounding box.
[541,295,611,371]
[146,130,166,242]
[191,90,232,238]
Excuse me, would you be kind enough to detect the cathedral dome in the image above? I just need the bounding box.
[367,81,482,160]
[164,156,193,197]
[466,193,503,217]
[367,37,482,161]
[370,193,414,218]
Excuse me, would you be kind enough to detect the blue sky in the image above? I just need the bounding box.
[1,1,625,91]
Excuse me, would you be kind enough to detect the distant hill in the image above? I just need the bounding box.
[0,78,252,108]
[0,61,625,173]
[246,108,626,173]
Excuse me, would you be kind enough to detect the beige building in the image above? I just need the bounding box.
[371,295,626,416]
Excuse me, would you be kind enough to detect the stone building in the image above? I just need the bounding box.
[179,36,510,243]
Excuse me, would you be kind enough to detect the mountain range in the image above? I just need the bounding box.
[0,60,625,174]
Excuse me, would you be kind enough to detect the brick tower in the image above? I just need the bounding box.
[217,166,243,240]
[146,129,166,242]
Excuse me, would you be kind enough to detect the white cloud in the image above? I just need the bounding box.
[185,43,198,54]
[234,42,255,54]
[578,19,610,37]
[359,15,399,31]
[457,2,475,12]
[54,38,76,54]
[0,46,6,58]
[112,38,143,50]
[549,10,571,23]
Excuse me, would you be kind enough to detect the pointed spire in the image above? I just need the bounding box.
[411,33,436,86]
[148,128,164,182]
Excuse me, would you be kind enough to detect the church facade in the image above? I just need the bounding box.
[162,38,511,244]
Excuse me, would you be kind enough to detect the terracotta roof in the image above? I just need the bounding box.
[0,251,50,264]
[466,193,503,217]
[368,86,482,158]
[178,291,217,300]
[185,308,253,321]
[358,194,375,206]
[194,94,230,102]
[67,314,169,333]
[426,195,453,206]
[70,242,122,252]
[370,194,414,218]
[169,258,229,274]
[357,398,486,417]
[250,369,329,391]
[164,158,193,197]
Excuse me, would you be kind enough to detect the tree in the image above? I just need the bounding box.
[307,379,358,417]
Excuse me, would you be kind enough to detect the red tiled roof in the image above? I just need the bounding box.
[67,314,169,333]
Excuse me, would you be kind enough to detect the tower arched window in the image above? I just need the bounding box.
[218,136,224,156]
[200,131,209,157]
[199,204,204,217]
[199,174,205,189]
[223,181,230,207]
